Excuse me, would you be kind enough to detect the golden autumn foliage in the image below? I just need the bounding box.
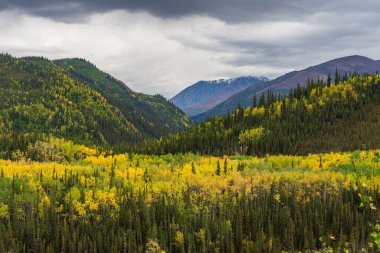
[2,150,380,205]
[1,149,380,252]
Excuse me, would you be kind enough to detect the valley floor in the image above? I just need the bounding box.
[0,151,380,252]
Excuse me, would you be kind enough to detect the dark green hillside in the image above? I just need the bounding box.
[0,54,190,158]
[0,54,141,153]
[136,74,380,156]
[54,58,190,139]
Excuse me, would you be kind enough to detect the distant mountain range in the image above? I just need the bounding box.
[170,76,268,116]
[193,55,380,122]
[0,54,190,154]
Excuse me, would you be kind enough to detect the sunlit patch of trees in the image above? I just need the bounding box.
[0,150,380,252]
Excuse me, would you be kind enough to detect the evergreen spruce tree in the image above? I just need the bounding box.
[252,94,257,108]
[191,162,196,175]
[223,158,228,174]
[327,72,332,86]
[216,160,221,176]
[334,67,340,84]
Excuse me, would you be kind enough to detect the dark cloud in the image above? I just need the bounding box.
[1,0,380,97]
[2,0,379,23]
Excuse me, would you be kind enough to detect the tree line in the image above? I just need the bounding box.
[134,73,380,156]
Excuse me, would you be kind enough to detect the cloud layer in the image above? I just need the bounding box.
[0,1,379,97]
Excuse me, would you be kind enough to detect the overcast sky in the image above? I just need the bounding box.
[0,0,379,97]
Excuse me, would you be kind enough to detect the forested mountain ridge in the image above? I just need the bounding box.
[195,55,380,121]
[170,76,268,116]
[55,58,191,138]
[0,54,190,158]
[136,73,380,156]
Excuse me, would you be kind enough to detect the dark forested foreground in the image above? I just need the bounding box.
[136,74,380,156]
[1,152,380,252]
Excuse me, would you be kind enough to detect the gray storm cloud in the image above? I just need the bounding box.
[2,0,380,23]
[0,0,379,97]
